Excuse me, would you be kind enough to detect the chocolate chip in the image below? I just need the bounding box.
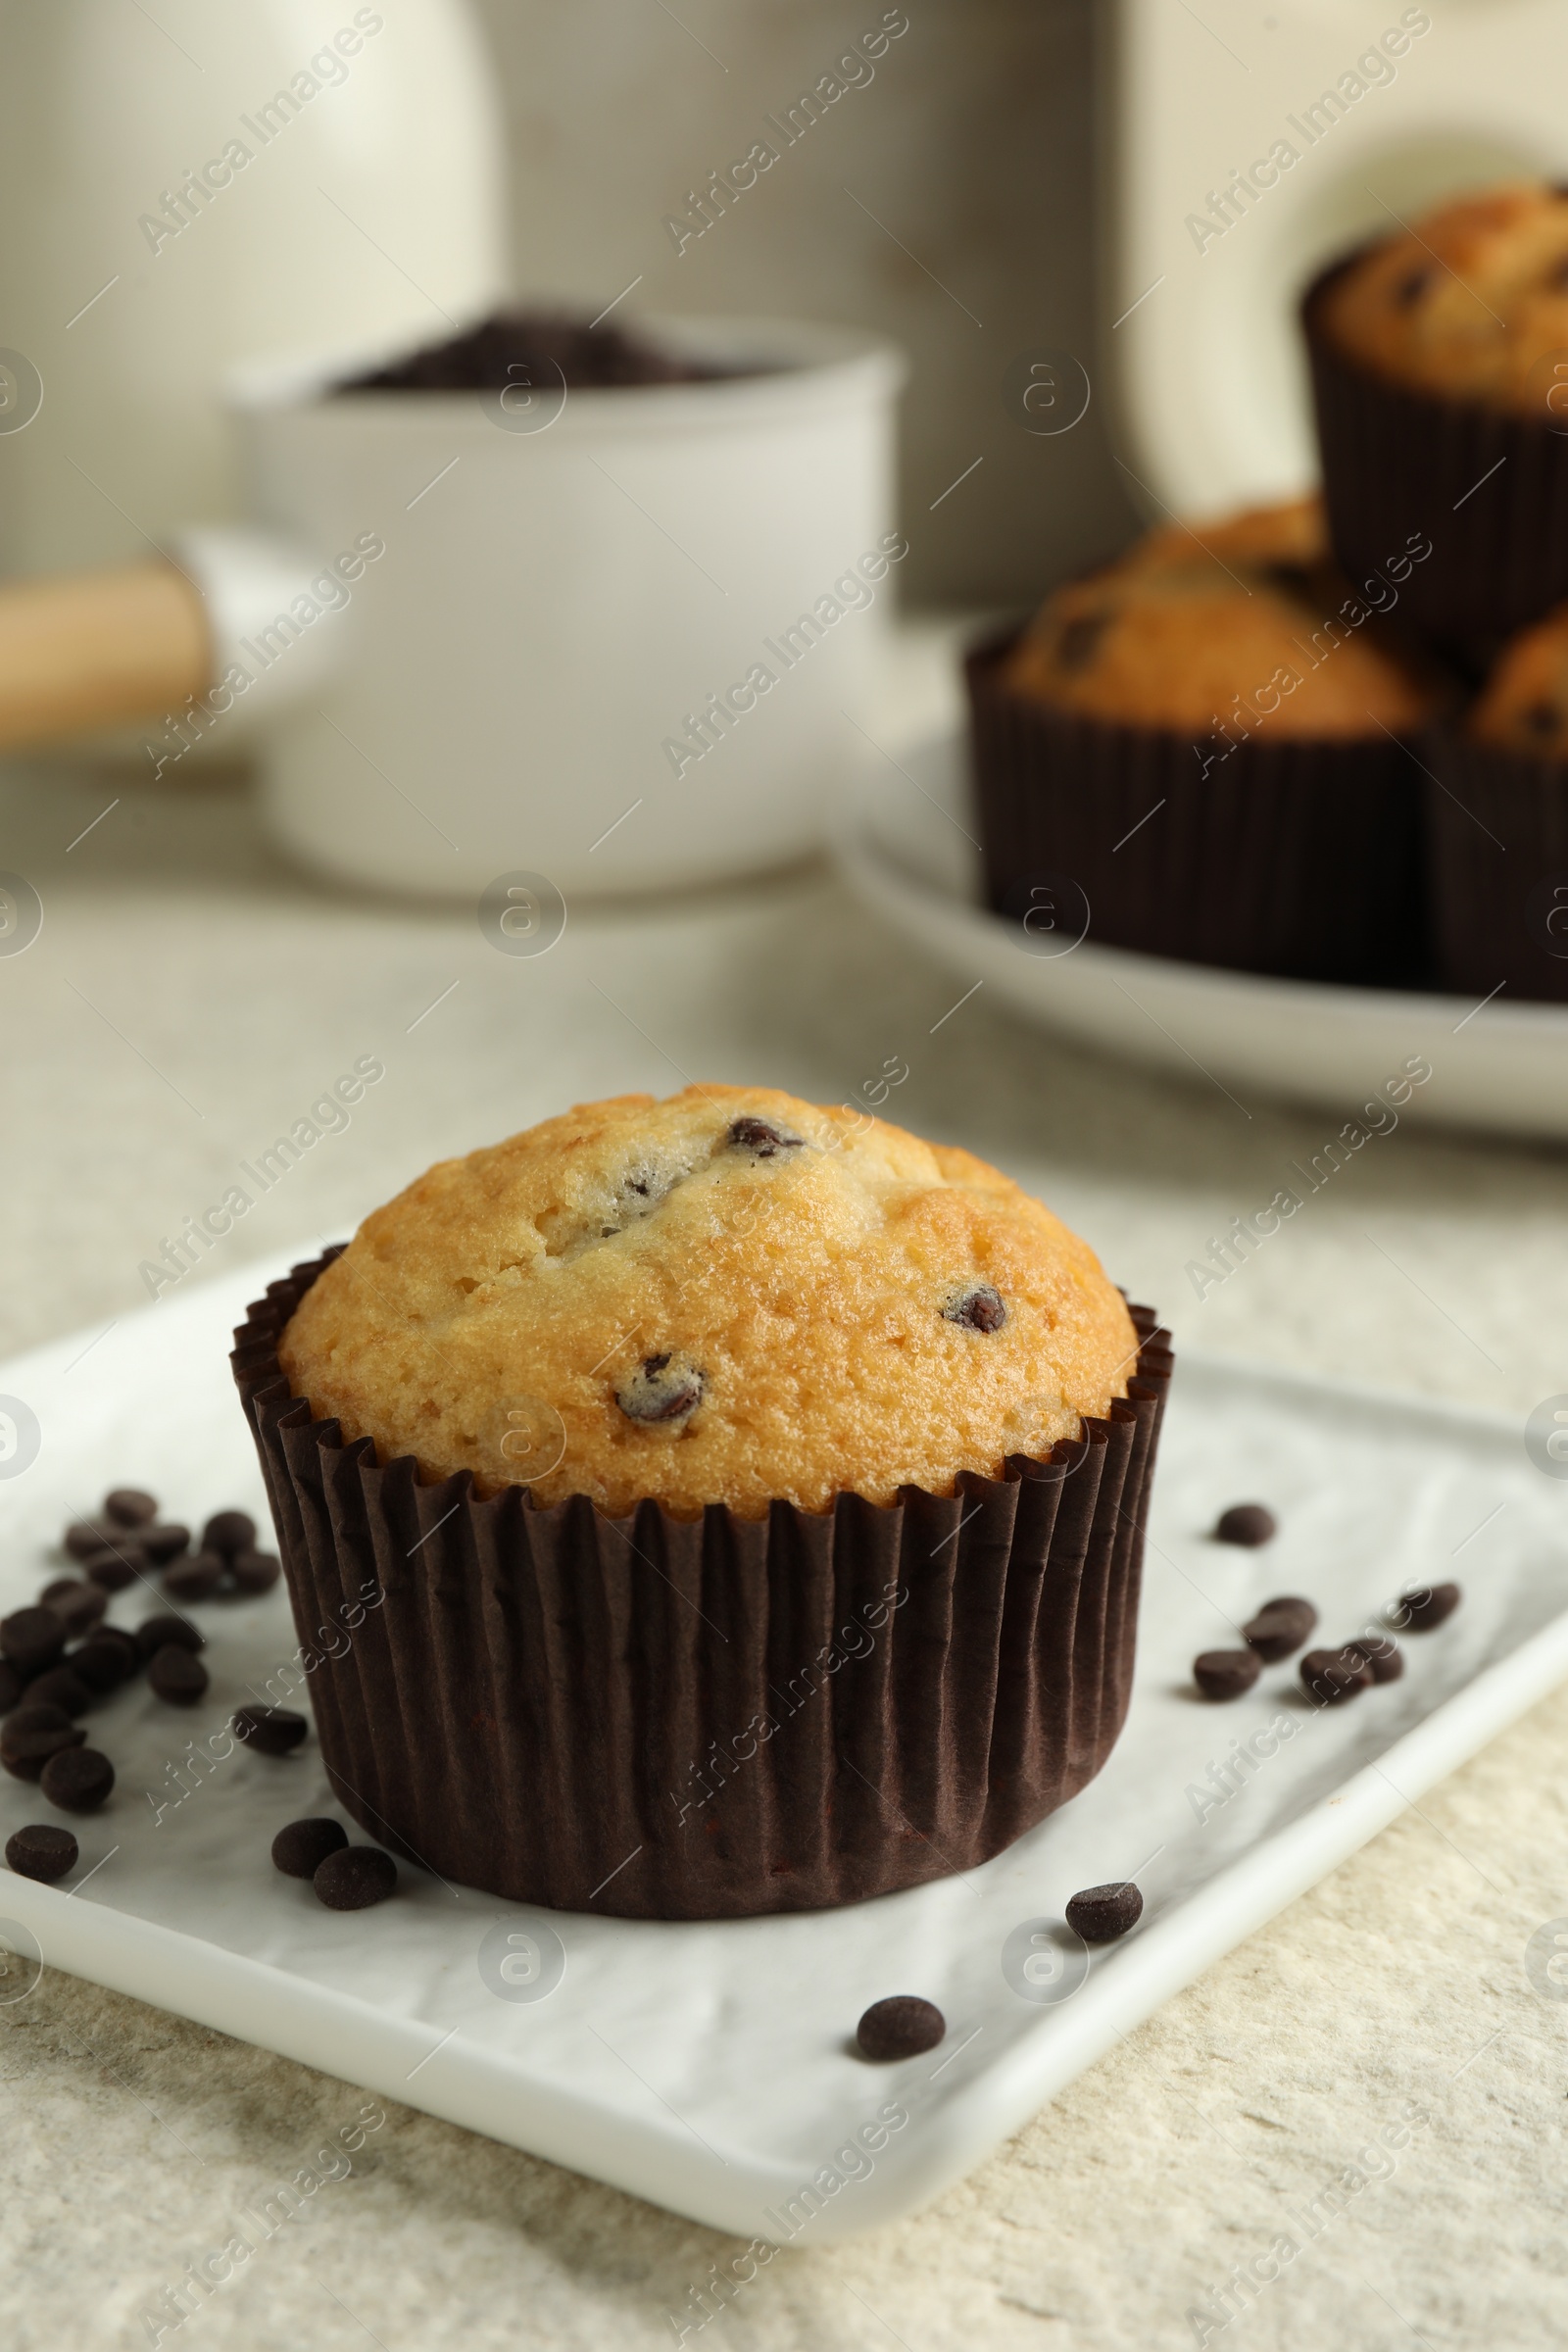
[615,1352,706,1424]
[25,1668,92,1718]
[856,1995,945,2061]
[82,1541,145,1592]
[164,1551,224,1601]
[1065,1882,1144,1942]
[38,1580,107,1638]
[1055,612,1110,671]
[0,1607,66,1676]
[147,1646,209,1705]
[104,1489,158,1527]
[0,1663,25,1715]
[64,1519,119,1561]
[40,1746,114,1813]
[1300,1646,1372,1705]
[6,1823,77,1882]
[69,1628,139,1692]
[726,1115,805,1157]
[944,1284,1006,1333]
[139,1523,191,1565]
[1194,1648,1261,1701]
[1396,1582,1461,1632]
[202,1511,256,1559]
[1214,1503,1277,1546]
[134,1615,204,1664]
[1260,561,1319,604]
[1394,264,1432,309]
[272,1818,349,1879]
[230,1549,281,1595]
[1,1706,87,1781]
[233,1705,307,1756]
[1524,699,1561,740]
[1347,1635,1404,1684]
[314,1845,397,1910]
[1243,1596,1317,1662]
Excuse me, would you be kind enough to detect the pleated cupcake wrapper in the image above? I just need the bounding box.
[1424,725,1568,1002]
[965,632,1427,986]
[1303,255,1568,670]
[230,1252,1172,1921]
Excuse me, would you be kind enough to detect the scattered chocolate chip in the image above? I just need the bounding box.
[164,1551,224,1601]
[40,1746,114,1813]
[1065,1882,1144,1942]
[0,1607,66,1676]
[202,1510,256,1559]
[134,1614,204,1665]
[1,1705,87,1781]
[272,1818,349,1879]
[339,309,731,396]
[1243,1596,1318,1662]
[6,1823,77,1882]
[25,1668,92,1718]
[1396,1582,1461,1632]
[69,1628,139,1692]
[104,1489,158,1527]
[229,1549,281,1595]
[615,1352,706,1424]
[1194,1648,1261,1701]
[1300,1646,1373,1706]
[82,1542,145,1592]
[1214,1503,1277,1546]
[1346,1635,1404,1684]
[37,1580,107,1638]
[725,1116,804,1157]
[1055,611,1110,671]
[944,1284,1006,1334]
[233,1705,307,1756]
[147,1646,209,1706]
[856,1995,945,2062]
[139,1523,191,1565]
[0,1663,25,1715]
[314,1845,397,1910]
[64,1519,119,1561]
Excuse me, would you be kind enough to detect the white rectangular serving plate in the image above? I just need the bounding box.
[0,1250,1563,2244]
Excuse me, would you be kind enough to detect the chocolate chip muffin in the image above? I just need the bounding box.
[1424,605,1568,1000]
[279,1086,1137,1522]
[234,1091,1172,1918]
[967,500,1438,984]
[1304,182,1568,657]
[1003,496,1434,739]
[1317,182,1568,413]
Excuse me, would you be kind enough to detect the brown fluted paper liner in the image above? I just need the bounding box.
[231,1253,1172,1920]
[965,633,1427,986]
[1303,254,1568,669]
[1425,727,1568,1002]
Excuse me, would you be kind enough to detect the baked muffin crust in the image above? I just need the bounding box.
[279,1086,1137,1519]
[1320,180,1568,413]
[1004,498,1437,738]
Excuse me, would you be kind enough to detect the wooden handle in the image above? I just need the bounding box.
[0,559,211,751]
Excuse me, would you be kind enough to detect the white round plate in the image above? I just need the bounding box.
[831,732,1568,1142]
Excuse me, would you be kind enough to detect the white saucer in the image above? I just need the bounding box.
[831,734,1568,1142]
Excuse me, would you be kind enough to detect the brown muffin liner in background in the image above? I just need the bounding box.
[231,1253,1172,1921]
[1425,726,1568,1002]
[965,632,1428,986]
[1303,255,1568,671]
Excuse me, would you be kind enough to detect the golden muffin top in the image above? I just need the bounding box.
[278,1085,1139,1520]
[1004,498,1437,738]
[1319,180,1568,414]
[1469,603,1568,755]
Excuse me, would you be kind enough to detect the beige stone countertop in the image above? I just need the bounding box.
[2,720,1566,2351]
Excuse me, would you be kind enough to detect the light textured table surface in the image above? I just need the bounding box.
[3,674,1567,2350]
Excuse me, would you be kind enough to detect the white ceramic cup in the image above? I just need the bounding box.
[177,318,906,900]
